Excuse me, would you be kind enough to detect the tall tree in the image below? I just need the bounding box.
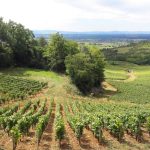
[7,21,35,66]
[0,18,37,67]
[0,42,13,67]
[44,33,79,72]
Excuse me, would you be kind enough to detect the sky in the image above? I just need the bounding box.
[0,0,150,31]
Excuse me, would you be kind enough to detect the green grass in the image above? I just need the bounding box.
[0,67,80,99]
[103,41,150,65]
[0,67,62,82]
[105,63,150,104]
[1,63,150,105]
[116,41,150,54]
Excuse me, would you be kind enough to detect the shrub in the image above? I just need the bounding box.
[65,46,105,94]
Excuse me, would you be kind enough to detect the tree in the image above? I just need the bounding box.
[7,21,35,66]
[0,18,41,68]
[0,41,13,67]
[65,46,105,94]
[30,37,48,69]
[0,18,9,42]
[44,33,79,72]
[37,37,47,48]
[0,18,13,67]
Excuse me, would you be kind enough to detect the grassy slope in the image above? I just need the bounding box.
[103,41,150,65]
[105,63,150,104]
[117,41,150,54]
[1,63,150,104]
[0,67,80,99]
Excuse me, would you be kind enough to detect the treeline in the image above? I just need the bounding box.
[0,18,45,68]
[102,41,150,65]
[0,18,105,94]
[0,18,79,70]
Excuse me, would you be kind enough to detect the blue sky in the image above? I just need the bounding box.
[0,0,150,31]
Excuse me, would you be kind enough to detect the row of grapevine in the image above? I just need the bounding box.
[2,98,150,150]
[0,107,9,115]
[68,100,150,143]
[0,74,48,103]
[0,101,32,134]
[0,104,19,118]
[36,100,53,148]
[55,103,65,146]
[69,101,104,142]
[0,99,48,150]
[63,103,84,143]
[10,100,47,150]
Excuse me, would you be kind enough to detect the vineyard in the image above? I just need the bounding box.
[0,66,150,150]
[0,74,47,104]
[1,99,150,150]
[105,64,150,104]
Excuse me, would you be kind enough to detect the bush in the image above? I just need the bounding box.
[65,46,105,94]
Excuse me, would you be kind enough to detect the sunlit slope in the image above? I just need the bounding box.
[105,63,150,104]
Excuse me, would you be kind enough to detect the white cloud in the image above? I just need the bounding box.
[0,0,150,31]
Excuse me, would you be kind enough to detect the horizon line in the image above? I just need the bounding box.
[33,30,150,34]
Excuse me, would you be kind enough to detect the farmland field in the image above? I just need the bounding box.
[0,65,150,150]
[105,63,150,104]
[0,74,47,103]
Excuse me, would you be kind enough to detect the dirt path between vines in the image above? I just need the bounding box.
[61,105,82,150]
[102,82,117,92]
[124,72,136,82]
[38,102,56,150]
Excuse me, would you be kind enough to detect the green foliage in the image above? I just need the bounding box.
[0,74,47,102]
[90,115,103,142]
[0,17,47,68]
[0,107,9,115]
[0,102,32,133]
[146,116,150,135]
[32,37,48,69]
[103,41,150,65]
[64,103,84,142]
[7,21,35,66]
[69,101,104,142]
[37,37,48,48]
[105,64,150,104]
[0,104,18,117]
[65,46,105,94]
[4,102,31,133]
[108,116,124,142]
[126,115,142,141]
[69,115,84,140]
[0,105,18,129]
[10,127,21,150]
[44,33,79,72]
[36,101,52,146]
[55,104,65,142]
[0,100,47,150]
[0,41,13,67]
[68,100,150,143]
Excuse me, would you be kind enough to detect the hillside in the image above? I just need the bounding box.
[103,41,150,64]
[105,63,150,104]
[1,64,150,150]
